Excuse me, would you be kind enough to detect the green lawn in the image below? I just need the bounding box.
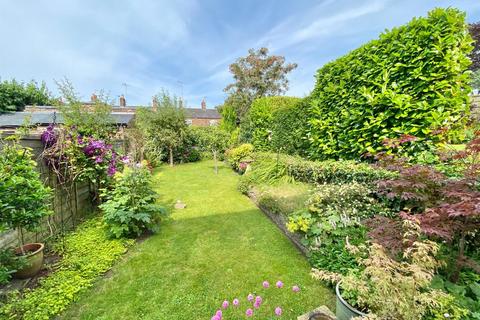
[60,160,334,319]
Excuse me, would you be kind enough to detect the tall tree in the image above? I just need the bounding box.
[224,47,297,122]
[469,22,480,71]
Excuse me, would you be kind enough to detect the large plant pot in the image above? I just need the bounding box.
[14,243,45,279]
[335,281,367,320]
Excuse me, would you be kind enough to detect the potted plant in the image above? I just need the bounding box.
[312,222,452,320]
[0,136,52,278]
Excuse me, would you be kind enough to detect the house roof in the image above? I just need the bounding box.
[0,107,221,128]
[184,108,221,119]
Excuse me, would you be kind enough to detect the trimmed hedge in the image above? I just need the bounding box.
[240,96,302,150]
[277,153,396,185]
[307,8,473,160]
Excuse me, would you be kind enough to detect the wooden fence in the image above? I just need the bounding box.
[0,134,94,249]
[472,94,480,121]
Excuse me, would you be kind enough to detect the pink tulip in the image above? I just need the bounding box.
[262,281,270,288]
[276,280,284,288]
[222,300,229,309]
[233,298,239,306]
[246,308,253,317]
[292,285,300,292]
[275,306,282,316]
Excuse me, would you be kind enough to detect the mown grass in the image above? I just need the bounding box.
[60,160,334,319]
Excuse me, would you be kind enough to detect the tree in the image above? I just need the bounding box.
[469,22,480,71]
[192,126,230,174]
[0,79,52,113]
[56,79,115,139]
[224,47,297,122]
[136,91,187,166]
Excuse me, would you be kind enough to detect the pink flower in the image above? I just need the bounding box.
[222,300,229,309]
[247,293,254,301]
[255,296,262,304]
[292,285,300,292]
[253,301,261,309]
[215,310,222,318]
[262,281,270,288]
[276,280,284,288]
[211,316,220,320]
[275,306,282,316]
[233,298,239,306]
[246,308,253,317]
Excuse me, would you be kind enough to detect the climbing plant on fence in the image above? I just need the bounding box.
[307,8,473,160]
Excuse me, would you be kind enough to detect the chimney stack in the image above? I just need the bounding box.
[119,95,126,107]
[201,97,206,110]
[90,93,98,102]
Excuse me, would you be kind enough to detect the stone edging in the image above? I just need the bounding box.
[247,191,309,256]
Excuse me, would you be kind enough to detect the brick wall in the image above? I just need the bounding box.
[189,118,219,126]
[0,134,94,249]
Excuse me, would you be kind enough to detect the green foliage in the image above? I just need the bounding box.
[0,79,52,113]
[270,98,310,156]
[0,138,52,236]
[0,218,133,319]
[134,91,189,166]
[259,152,396,185]
[256,182,312,216]
[226,143,254,170]
[240,96,301,150]
[430,273,480,319]
[313,227,449,319]
[224,47,297,122]
[309,226,366,275]
[218,103,237,132]
[190,126,230,160]
[56,79,115,139]
[287,183,390,243]
[0,248,27,285]
[101,164,166,238]
[473,69,480,90]
[308,8,473,160]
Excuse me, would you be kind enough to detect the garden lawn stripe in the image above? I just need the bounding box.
[60,160,334,320]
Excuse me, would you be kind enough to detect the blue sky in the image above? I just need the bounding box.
[0,0,479,108]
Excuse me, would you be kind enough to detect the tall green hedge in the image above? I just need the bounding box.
[240,96,302,150]
[307,8,473,160]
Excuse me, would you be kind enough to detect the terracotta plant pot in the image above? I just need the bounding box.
[14,243,45,279]
[335,281,367,320]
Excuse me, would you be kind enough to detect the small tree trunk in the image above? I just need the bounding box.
[452,230,467,282]
[18,227,25,255]
[213,150,218,174]
[169,147,174,167]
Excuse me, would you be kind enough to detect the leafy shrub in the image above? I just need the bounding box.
[312,223,453,319]
[100,163,166,238]
[0,218,133,319]
[0,79,52,113]
[287,183,390,245]
[226,143,254,170]
[270,99,310,156]
[308,226,366,275]
[307,8,473,160]
[0,137,52,241]
[0,248,27,285]
[240,96,301,150]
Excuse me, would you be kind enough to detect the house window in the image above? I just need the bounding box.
[209,119,217,126]
[186,119,193,125]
